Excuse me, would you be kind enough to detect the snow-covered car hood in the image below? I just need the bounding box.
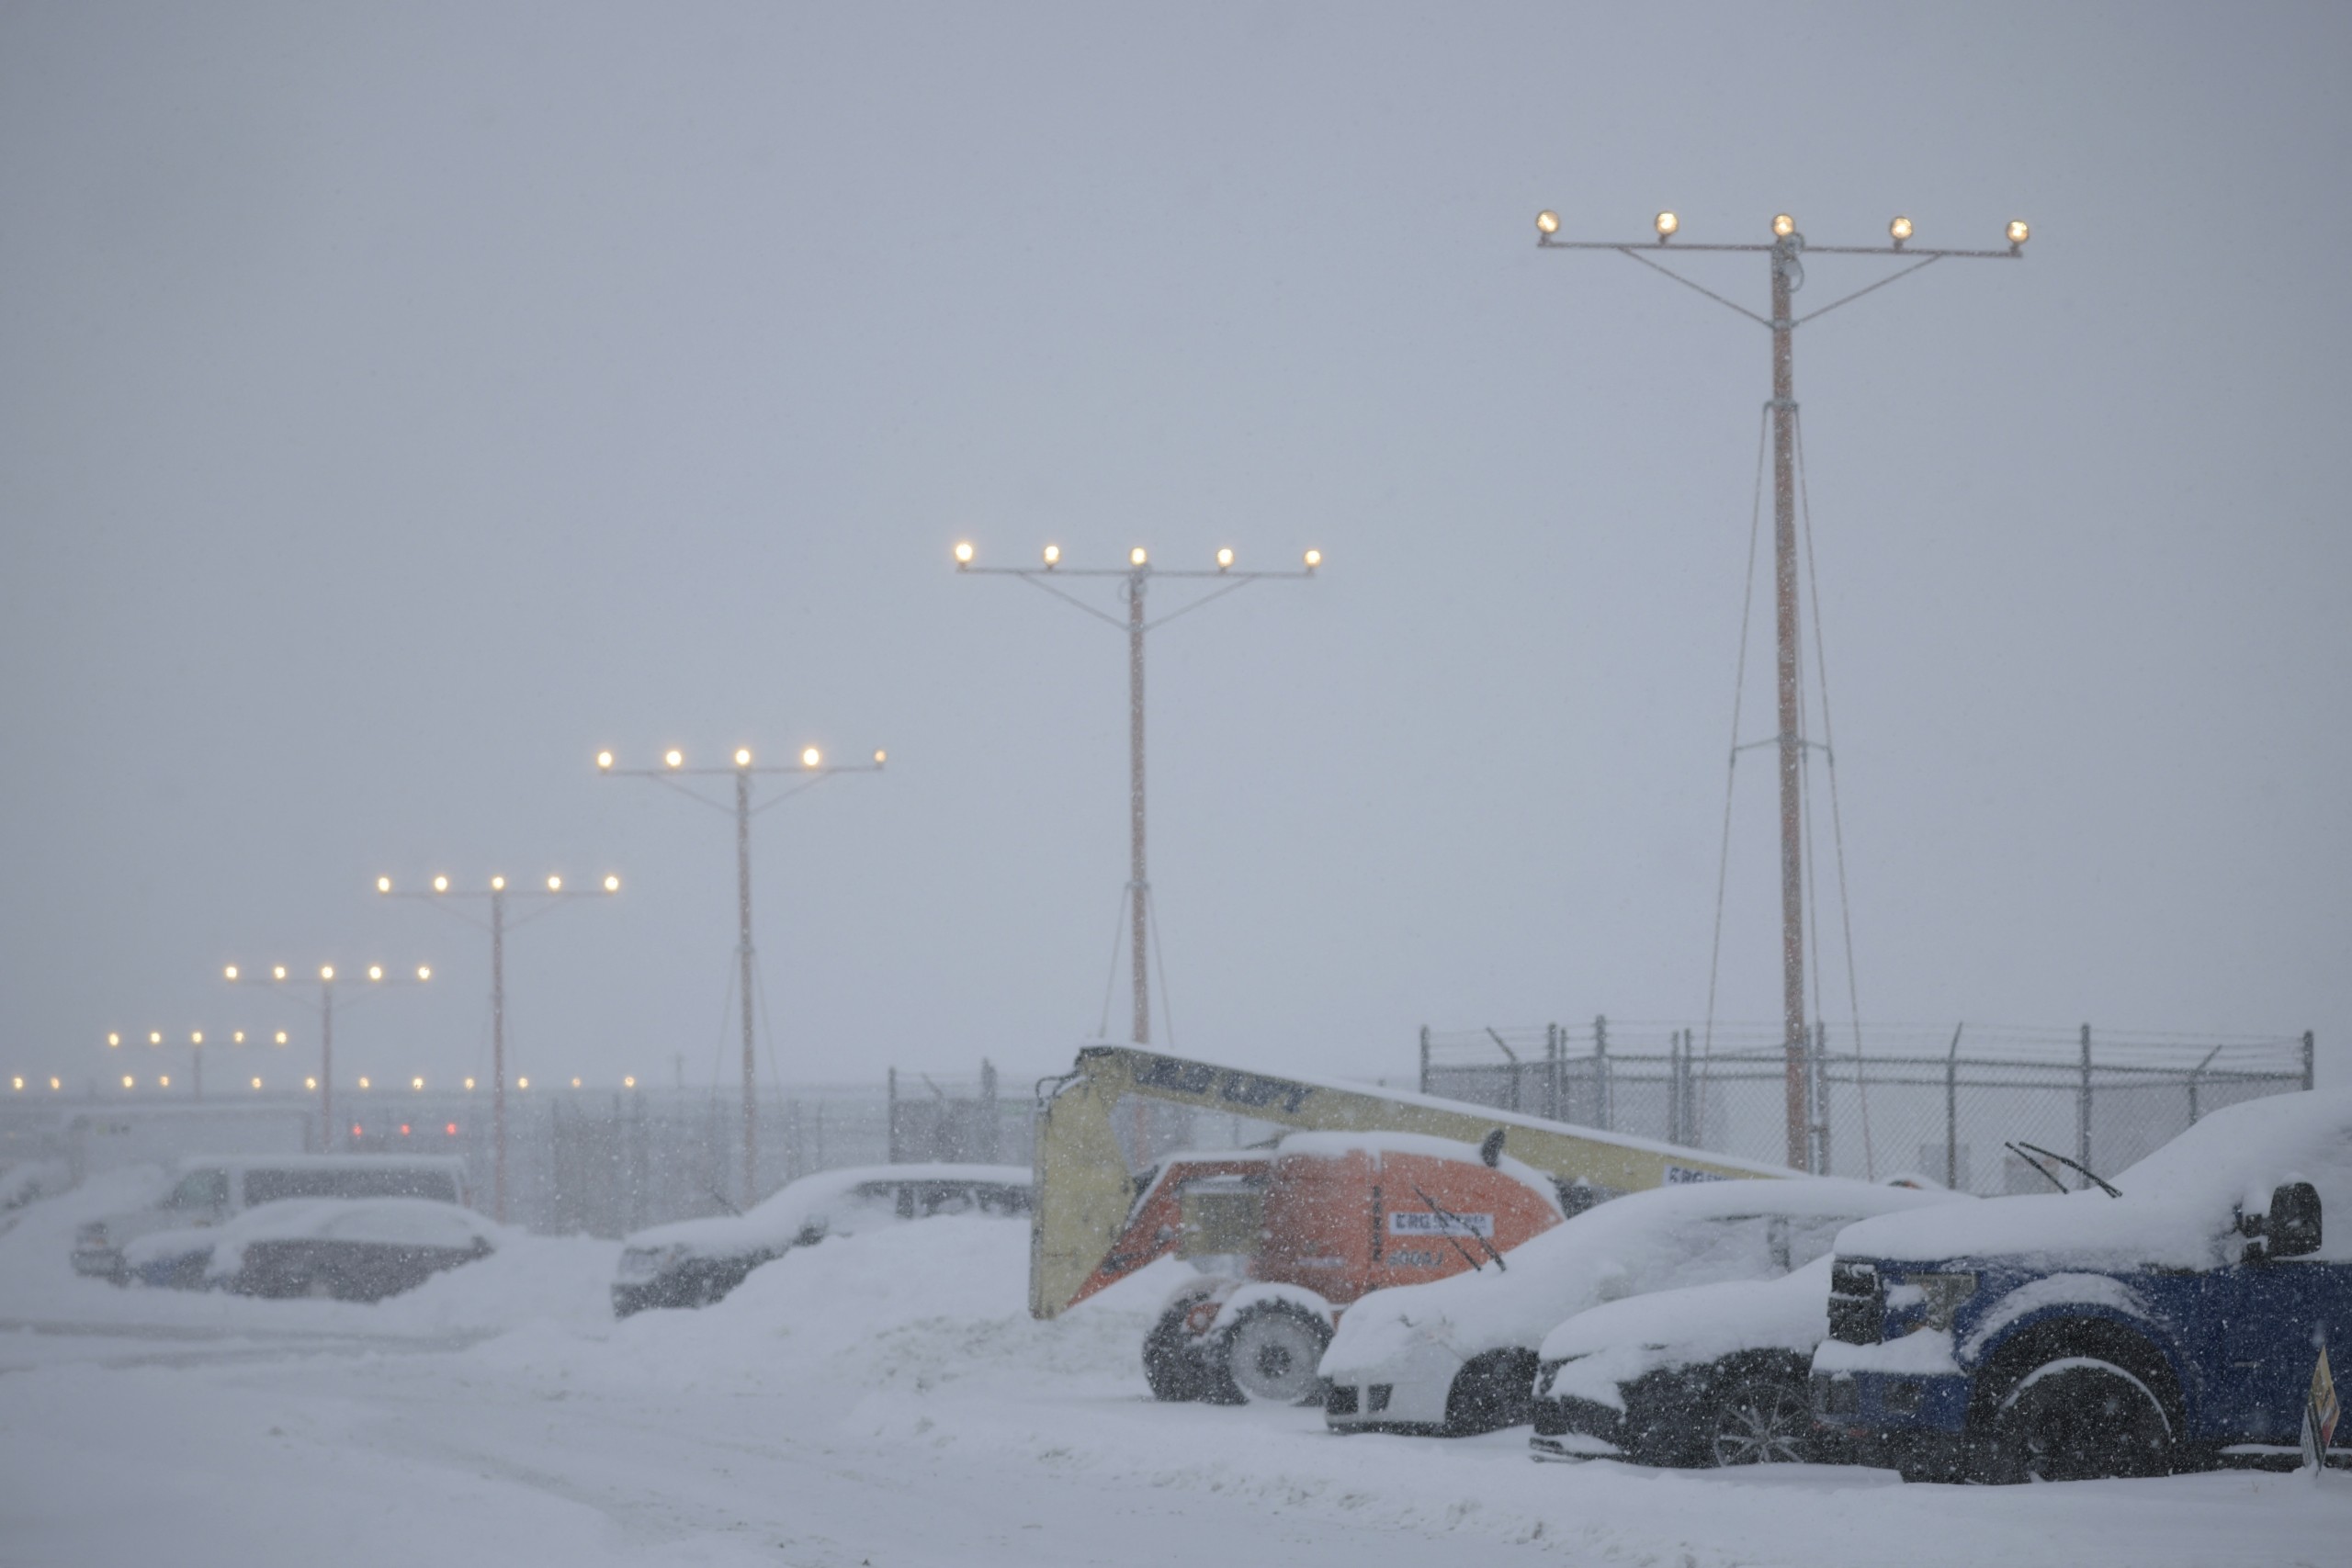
[1537,1257,1836,1408]
[1320,1175,1962,1380]
[205,1198,499,1275]
[1834,1087,2352,1270]
[121,1223,220,1269]
[619,1164,1031,1260]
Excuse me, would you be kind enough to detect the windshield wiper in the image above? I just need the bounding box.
[2012,1141,2121,1199]
[1408,1181,1506,1273]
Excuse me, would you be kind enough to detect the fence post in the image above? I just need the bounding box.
[887,1067,899,1164]
[1812,1022,1831,1176]
[1546,1023,1561,1122]
[1419,1026,1430,1095]
[1667,1030,1681,1145]
[1945,1024,1962,1192]
[2076,1024,2093,1190]
[981,1057,1001,1163]
[1592,1015,1610,1133]
[2305,1030,2317,1091]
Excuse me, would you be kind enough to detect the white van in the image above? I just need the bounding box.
[72,1155,469,1282]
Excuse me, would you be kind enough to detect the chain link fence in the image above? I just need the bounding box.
[1420,1020,2314,1194]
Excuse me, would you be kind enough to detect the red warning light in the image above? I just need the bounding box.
[399,1123,412,1136]
[351,1124,363,1137]
[444,1122,458,1136]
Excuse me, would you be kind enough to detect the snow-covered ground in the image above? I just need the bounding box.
[1,1175,2342,1567]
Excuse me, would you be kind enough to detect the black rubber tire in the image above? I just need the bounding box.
[1707,1372,1814,1467]
[1221,1304,1332,1405]
[1143,1294,1216,1403]
[1442,1349,1539,1436]
[1987,1357,2172,1483]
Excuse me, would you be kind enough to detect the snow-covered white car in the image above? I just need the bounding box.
[73,1155,469,1281]
[1320,1175,1960,1435]
[611,1163,1032,1316]
[123,1196,499,1301]
[1529,1255,1845,1466]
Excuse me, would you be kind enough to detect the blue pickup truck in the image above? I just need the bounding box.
[1811,1087,2349,1482]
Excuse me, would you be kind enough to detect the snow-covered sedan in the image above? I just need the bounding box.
[611,1163,1032,1316]
[123,1196,498,1301]
[1529,1255,1846,1466]
[1321,1175,1960,1436]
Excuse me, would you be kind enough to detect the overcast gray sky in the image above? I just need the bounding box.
[4,3,2346,1104]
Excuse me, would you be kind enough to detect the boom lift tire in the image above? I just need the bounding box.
[1220,1303,1332,1406]
[1143,1289,1222,1403]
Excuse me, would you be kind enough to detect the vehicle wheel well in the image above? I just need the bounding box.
[1443,1347,1539,1436]
[1972,1316,2186,1437]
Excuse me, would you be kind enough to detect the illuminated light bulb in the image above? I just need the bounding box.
[411,1077,424,1090]
[596,750,615,771]
[734,748,752,768]
[272,965,287,981]
[49,1077,61,1090]
[1216,547,1235,570]
[873,750,887,766]
[123,1076,134,1089]
[159,1076,170,1088]
[445,1123,457,1136]
[275,1032,288,1045]
[517,1077,530,1089]
[1129,547,1148,567]
[358,1077,370,1089]
[624,1076,638,1089]
[1535,209,1560,235]
[571,1077,582,1089]
[603,874,620,893]
[1773,213,1797,237]
[368,965,384,982]
[1890,215,1914,243]
[954,541,975,565]
[251,1077,262,1090]
[1042,545,1060,567]
[2007,219,2030,246]
[224,965,239,981]
[10,1077,20,1091]
[190,1032,203,1045]
[377,876,392,894]
[232,1032,244,1044]
[319,965,334,982]
[664,749,684,770]
[491,874,505,891]
[306,1077,318,1090]
[547,874,563,892]
[149,1032,162,1045]
[433,874,449,893]
[801,747,821,769]
[1304,548,1322,570]
[1656,210,1679,238]
[107,1033,119,1047]
[465,1077,476,1090]
[415,966,431,982]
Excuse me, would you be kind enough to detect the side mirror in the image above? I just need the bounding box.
[2267,1181,2322,1258]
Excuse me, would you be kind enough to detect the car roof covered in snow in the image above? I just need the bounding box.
[1538,1253,1836,1370]
[1274,1130,1564,1216]
[619,1162,1033,1257]
[1319,1174,1962,1380]
[1834,1086,2352,1269]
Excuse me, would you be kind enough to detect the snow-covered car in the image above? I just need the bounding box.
[122,1196,498,1301]
[73,1155,469,1282]
[1320,1174,1960,1435]
[1813,1087,2352,1483]
[611,1163,1032,1317]
[1529,1255,1844,1466]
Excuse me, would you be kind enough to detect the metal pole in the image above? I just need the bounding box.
[1418,1025,1430,1095]
[1945,1023,1962,1191]
[2304,1030,2316,1091]
[1547,1022,1562,1122]
[1593,1014,1610,1132]
[1127,564,1150,1045]
[2077,1022,2093,1190]
[1771,233,1809,1173]
[491,885,508,1224]
[191,1040,202,1101]
[736,770,758,1205]
[321,987,335,1152]
[887,1066,899,1163]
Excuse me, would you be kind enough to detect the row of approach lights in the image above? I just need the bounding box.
[594,747,882,771]
[13,1072,649,1092]
[1535,209,2030,252]
[953,543,1323,571]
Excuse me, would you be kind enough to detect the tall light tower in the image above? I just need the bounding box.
[1533,207,2029,1168]
[954,541,1320,1045]
[599,743,884,1205]
[223,962,434,1150]
[376,870,620,1220]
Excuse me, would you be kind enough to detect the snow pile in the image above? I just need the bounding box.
[1540,1256,1835,1410]
[617,1162,1031,1258]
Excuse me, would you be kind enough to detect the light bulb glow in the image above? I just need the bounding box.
[2007,219,2030,245]
[1535,209,1560,235]
[272,965,287,981]
[433,874,449,893]
[1216,547,1234,570]
[377,876,392,894]
[305,1077,317,1089]
[465,1077,476,1090]
[108,1032,119,1047]
[595,750,615,770]
[571,1077,582,1089]
[603,874,620,893]
[873,750,887,765]
[1042,544,1060,566]
[1773,213,1797,238]
[150,1032,162,1045]
[190,1032,202,1045]
[491,875,505,891]
[224,965,239,981]
[1890,215,1914,242]
[251,1077,262,1090]
[547,874,562,892]
[412,1077,424,1090]
[624,1076,637,1089]
[123,1076,134,1089]
[664,749,684,769]
[358,1077,370,1089]
[415,965,431,982]
[10,1077,19,1091]
[954,540,975,564]
[734,748,752,767]
[159,1076,169,1088]
[1655,210,1679,237]
[232,1032,244,1043]
[517,1077,529,1089]
[276,1032,288,1045]
[801,747,821,769]
[1129,547,1148,567]
[49,1077,60,1090]
[320,965,334,982]
[1303,548,1322,570]
[368,965,384,982]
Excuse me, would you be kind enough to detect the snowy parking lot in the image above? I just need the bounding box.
[1,1173,2343,1568]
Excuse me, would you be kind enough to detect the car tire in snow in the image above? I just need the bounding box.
[1985,1356,2173,1483]
[1705,1371,1814,1467]
[1144,1292,1220,1403]
[1219,1303,1331,1406]
[1442,1348,1539,1436]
